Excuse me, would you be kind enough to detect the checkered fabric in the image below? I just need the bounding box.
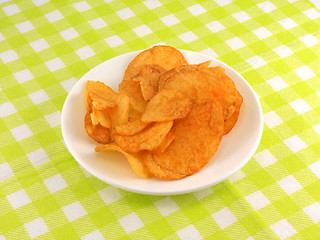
[0,0,319,239]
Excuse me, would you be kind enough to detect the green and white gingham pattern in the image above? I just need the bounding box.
[1,0,320,239]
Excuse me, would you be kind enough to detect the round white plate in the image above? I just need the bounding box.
[61,49,263,195]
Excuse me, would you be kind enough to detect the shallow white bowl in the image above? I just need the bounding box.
[61,49,263,195]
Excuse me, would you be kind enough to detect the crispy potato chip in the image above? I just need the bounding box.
[197,60,212,68]
[90,92,116,110]
[91,108,112,129]
[131,64,166,101]
[84,112,111,144]
[119,79,147,113]
[142,100,224,180]
[115,117,149,136]
[141,89,192,123]
[158,65,242,121]
[151,132,175,154]
[223,107,240,135]
[95,144,152,178]
[115,121,173,153]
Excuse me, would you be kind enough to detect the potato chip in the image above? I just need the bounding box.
[141,89,192,123]
[115,117,149,136]
[90,92,116,110]
[115,121,173,153]
[91,108,112,129]
[142,100,224,180]
[131,64,166,101]
[151,132,175,154]
[197,60,211,68]
[119,79,147,113]
[95,144,152,178]
[223,107,240,135]
[84,113,111,144]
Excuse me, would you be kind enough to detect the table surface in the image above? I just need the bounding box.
[0,0,320,239]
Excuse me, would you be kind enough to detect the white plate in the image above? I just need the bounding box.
[61,49,263,195]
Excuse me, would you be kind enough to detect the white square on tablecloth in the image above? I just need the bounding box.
[24,217,49,239]
[143,0,162,10]
[303,8,320,20]
[278,17,297,29]
[2,4,21,16]
[7,189,31,209]
[254,149,277,167]
[10,124,33,141]
[313,124,320,135]
[253,27,272,39]
[200,48,218,58]
[63,201,87,221]
[30,38,50,53]
[44,174,68,193]
[45,111,61,128]
[0,102,17,117]
[119,213,144,234]
[81,230,104,240]
[105,35,124,47]
[271,219,296,239]
[215,0,232,6]
[229,170,246,183]
[284,135,308,153]
[45,58,66,72]
[0,33,4,41]
[133,25,152,37]
[29,89,50,105]
[193,188,213,200]
[308,160,320,179]
[278,175,303,195]
[294,65,316,81]
[116,8,135,20]
[205,21,225,33]
[75,46,95,60]
[273,45,293,58]
[246,56,267,69]
[73,1,91,12]
[179,31,198,43]
[187,4,206,16]
[267,76,288,91]
[245,190,271,210]
[299,34,319,48]
[88,18,107,30]
[27,148,49,167]
[0,163,14,181]
[303,202,320,223]
[0,49,19,63]
[232,11,251,23]
[155,197,179,216]
[226,37,246,50]
[33,0,49,6]
[212,207,237,229]
[16,21,35,33]
[60,28,79,41]
[45,10,64,23]
[61,78,77,93]
[257,1,276,13]
[161,14,180,27]
[98,186,122,205]
[289,99,312,115]
[177,225,202,240]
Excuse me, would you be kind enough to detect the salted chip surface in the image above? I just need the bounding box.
[223,107,240,135]
[142,100,224,180]
[115,117,149,136]
[91,108,112,129]
[151,132,175,154]
[84,113,111,144]
[141,89,192,123]
[115,121,173,153]
[197,60,212,68]
[95,144,152,178]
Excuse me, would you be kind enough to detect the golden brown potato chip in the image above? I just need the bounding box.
[151,132,175,154]
[158,65,242,121]
[119,79,147,113]
[223,107,240,135]
[142,100,224,180]
[131,64,166,101]
[197,60,212,68]
[95,144,152,178]
[90,92,116,110]
[91,108,112,129]
[141,89,192,123]
[84,113,111,144]
[115,121,173,153]
[115,117,149,136]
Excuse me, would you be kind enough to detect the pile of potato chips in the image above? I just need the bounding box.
[84,46,243,180]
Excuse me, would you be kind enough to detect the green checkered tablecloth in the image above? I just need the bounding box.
[1,0,320,239]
